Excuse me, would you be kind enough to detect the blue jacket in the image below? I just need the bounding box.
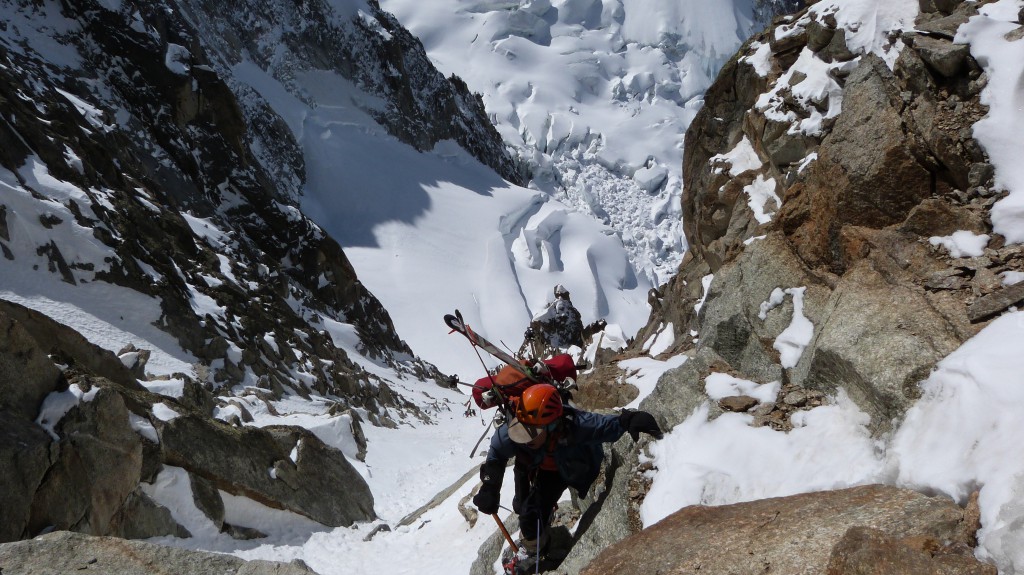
[484,407,625,494]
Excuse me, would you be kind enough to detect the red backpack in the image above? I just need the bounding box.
[471,354,578,409]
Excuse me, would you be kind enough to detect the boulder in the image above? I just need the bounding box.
[796,259,967,433]
[0,530,318,575]
[763,117,820,167]
[27,386,144,538]
[696,233,829,382]
[0,304,63,420]
[966,281,1024,322]
[581,485,990,575]
[0,299,144,391]
[158,413,374,527]
[912,35,971,78]
[900,198,987,237]
[806,17,837,52]
[189,473,226,530]
[0,413,52,543]
[107,488,191,540]
[916,10,976,39]
[823,27,857,62]
[719,395,759,412]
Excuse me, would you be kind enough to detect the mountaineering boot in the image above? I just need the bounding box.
[512,532,550,574]
[511,546,537,574]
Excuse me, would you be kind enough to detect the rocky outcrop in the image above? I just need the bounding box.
[0,303,68,543]
[0,417,52,543]
[555,435,646,575]
[0,304,373,544]
[176,0,522,185]
[0,300,143,391]
[0,0,445,416]
[639,0,1023,435]
[28,386,145,538]
[0,530,318,575]
[561,1,1020,572]
[159,415,373,527]
[0,303,64,419]
[581,485,991,575]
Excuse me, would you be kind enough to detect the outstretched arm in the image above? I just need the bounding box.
[572,409,664,444]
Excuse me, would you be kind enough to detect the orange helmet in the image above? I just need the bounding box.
[515,384,563,426]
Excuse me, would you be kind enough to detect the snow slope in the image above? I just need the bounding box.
[228,59,652,380]
[377,0,780,287]
[7,0,1024,573]
[211,1,1024,572]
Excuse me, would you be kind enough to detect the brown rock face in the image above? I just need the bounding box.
[785,55,934,271]
[638,0,1021,437]
[582,485,992,575]
[568,3,1019,572]
[826,526,996,575]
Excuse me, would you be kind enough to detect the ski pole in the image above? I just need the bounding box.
[535,515,542,574]
[492,513,519,554]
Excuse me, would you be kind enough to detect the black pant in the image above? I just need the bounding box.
[513,467,567,541]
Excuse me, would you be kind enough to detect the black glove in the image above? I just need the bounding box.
[619,410,664,441]
[474,460,504,514]
[473,483,499,514]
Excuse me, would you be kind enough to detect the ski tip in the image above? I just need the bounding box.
[443,313,461,331]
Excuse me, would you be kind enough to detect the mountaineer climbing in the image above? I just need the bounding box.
[444,309,658,572]
[530,284,586,349]
[472,383,663,573]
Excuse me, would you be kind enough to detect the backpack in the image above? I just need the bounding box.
[471,354,578,409]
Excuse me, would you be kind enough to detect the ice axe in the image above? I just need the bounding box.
[491,511,520,552]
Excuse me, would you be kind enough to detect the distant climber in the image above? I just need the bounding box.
[472,383,662,573]
[531,284,585,349]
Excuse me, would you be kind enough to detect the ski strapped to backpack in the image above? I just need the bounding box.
[444,310,542,380]
[444,310,579,419]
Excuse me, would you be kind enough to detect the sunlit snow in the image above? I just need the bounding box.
[4,0,1024,573]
